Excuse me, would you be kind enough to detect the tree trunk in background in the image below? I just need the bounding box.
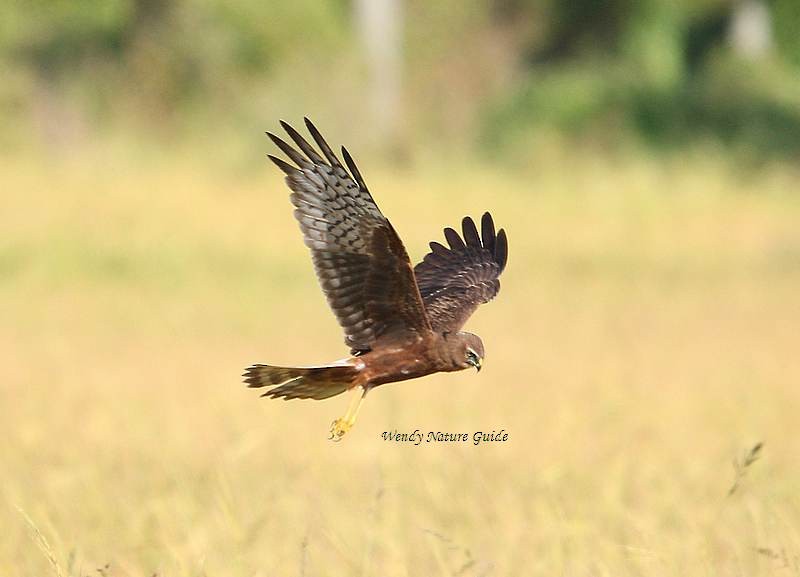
[32,75,87,156]
[355,0,403,152]
[729,0,772,60]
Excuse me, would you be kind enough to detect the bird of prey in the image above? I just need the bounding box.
[244,119,508,440]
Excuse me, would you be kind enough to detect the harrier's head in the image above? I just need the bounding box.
[448,332,485,373]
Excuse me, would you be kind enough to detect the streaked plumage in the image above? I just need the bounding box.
[244,118,508,439]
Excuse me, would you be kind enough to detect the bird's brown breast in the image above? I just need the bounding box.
[355,334,450,388]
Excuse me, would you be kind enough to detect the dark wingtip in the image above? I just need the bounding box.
[267,154,296,175]
[443,227,465,250]
[480,212,496,253]
[341,145,354,168]
[461,216,480,247]
[429,240,448,253]
[277,120,303,149]
[495,228,508,272]
[277,120,302,144]
[267,130,308,167]
[341,145,369,192]
[278,119,325,164]
[304,117,341,166]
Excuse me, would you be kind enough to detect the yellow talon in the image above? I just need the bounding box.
[327,385,367,441]
[329,418,352,441]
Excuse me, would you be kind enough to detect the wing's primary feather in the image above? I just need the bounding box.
[268,120,431,352]
[414,212,508,332]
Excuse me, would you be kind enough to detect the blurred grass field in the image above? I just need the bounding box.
[2,151,800,577]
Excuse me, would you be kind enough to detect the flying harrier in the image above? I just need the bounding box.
[244,119,508,440]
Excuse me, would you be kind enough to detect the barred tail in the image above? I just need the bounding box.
[243,363,359,400]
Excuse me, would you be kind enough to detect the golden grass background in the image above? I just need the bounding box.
[2,152,800,576]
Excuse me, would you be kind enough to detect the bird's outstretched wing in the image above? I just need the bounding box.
[268,119,431,353]
[413,213,508,332]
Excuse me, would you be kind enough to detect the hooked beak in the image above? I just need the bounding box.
[469,357,482,373]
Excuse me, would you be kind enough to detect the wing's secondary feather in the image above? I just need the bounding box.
[414,212,508,332]
[268,119,431,351]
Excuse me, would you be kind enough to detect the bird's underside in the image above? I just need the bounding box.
[244,118,508,440]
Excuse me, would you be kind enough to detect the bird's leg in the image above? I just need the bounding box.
[329,386,367,441]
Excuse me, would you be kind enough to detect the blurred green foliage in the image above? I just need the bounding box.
[485,0,800,160]
[1,0,799,160]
